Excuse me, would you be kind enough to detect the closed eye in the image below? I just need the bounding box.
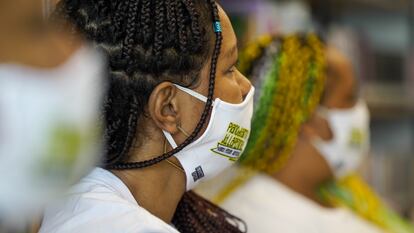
[227,59,239,74]
[228,66,236,73]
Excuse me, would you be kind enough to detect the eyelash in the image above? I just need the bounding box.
[227,59,239,74]
[227,60,239,74]
[228,66,236,73]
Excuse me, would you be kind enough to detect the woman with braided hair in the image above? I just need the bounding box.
[39,0,253,232]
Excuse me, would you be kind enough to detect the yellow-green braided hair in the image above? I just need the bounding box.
[319,174,414,233]
[239,33,326,173]
[212,33,327,204]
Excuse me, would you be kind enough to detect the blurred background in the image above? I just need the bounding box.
[220,0,414,222]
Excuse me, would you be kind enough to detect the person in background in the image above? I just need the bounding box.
[0,0,104,230]
[316,48,414,233]
[197,36,384,233]
[40,0,253,232]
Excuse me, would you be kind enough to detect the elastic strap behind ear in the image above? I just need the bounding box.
[174,84,208,103]
[162,130,178,149]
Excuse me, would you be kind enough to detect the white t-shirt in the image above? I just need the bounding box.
[225,174,385,233]
[197,170,384,233]
[39,168,180,233]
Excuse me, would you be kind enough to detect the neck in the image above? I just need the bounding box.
[271,138,333,208]
[273,165,327,206]
[111,136,186,223]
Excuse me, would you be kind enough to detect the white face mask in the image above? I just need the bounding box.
[163,85,255,190]
[0,47,104,220]
[312,100,370,178]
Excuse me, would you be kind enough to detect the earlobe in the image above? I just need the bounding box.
[304,115,334,141]
[148,82,180,134]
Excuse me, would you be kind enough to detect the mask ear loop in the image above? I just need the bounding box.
[163,123,193,173]
[174,84,209,103]
[177,124,191,137]
[164,138,185,174]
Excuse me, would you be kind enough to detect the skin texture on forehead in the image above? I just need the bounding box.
[194,4,249,106]
[215,7,251,102]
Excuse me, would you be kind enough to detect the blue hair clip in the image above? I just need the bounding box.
[213,21,222,32]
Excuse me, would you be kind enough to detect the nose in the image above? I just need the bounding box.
[236,70,252,100]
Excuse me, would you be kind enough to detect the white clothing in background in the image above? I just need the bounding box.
[254,1,313,35]
[39,168,179,233]
[211,173,384,233]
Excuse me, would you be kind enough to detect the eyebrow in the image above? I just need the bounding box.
[226,44,238,60]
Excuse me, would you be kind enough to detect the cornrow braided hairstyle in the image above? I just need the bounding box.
[53,0,245,232]
[212,34,326,203]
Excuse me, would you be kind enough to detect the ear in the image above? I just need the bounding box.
[303,114,333,141]
[148,82,180,134]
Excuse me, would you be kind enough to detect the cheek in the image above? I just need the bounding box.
[214,74,244,104]
[305,141,335,180]
[180,96,208,133]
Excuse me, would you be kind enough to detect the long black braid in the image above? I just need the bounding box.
[54,0,246,232]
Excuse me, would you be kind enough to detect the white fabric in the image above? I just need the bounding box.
[0,47,104,220]
[39,168,180,233]
[313,100,371,178]
[174,84,208,103]
[163,85,255,190]
[212,173,384,233]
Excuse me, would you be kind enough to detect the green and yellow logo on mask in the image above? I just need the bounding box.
[211,122,249,161]
[349,128,365,148]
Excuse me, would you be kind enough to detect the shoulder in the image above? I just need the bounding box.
[39,168,179,233]
[221,174,321,232]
